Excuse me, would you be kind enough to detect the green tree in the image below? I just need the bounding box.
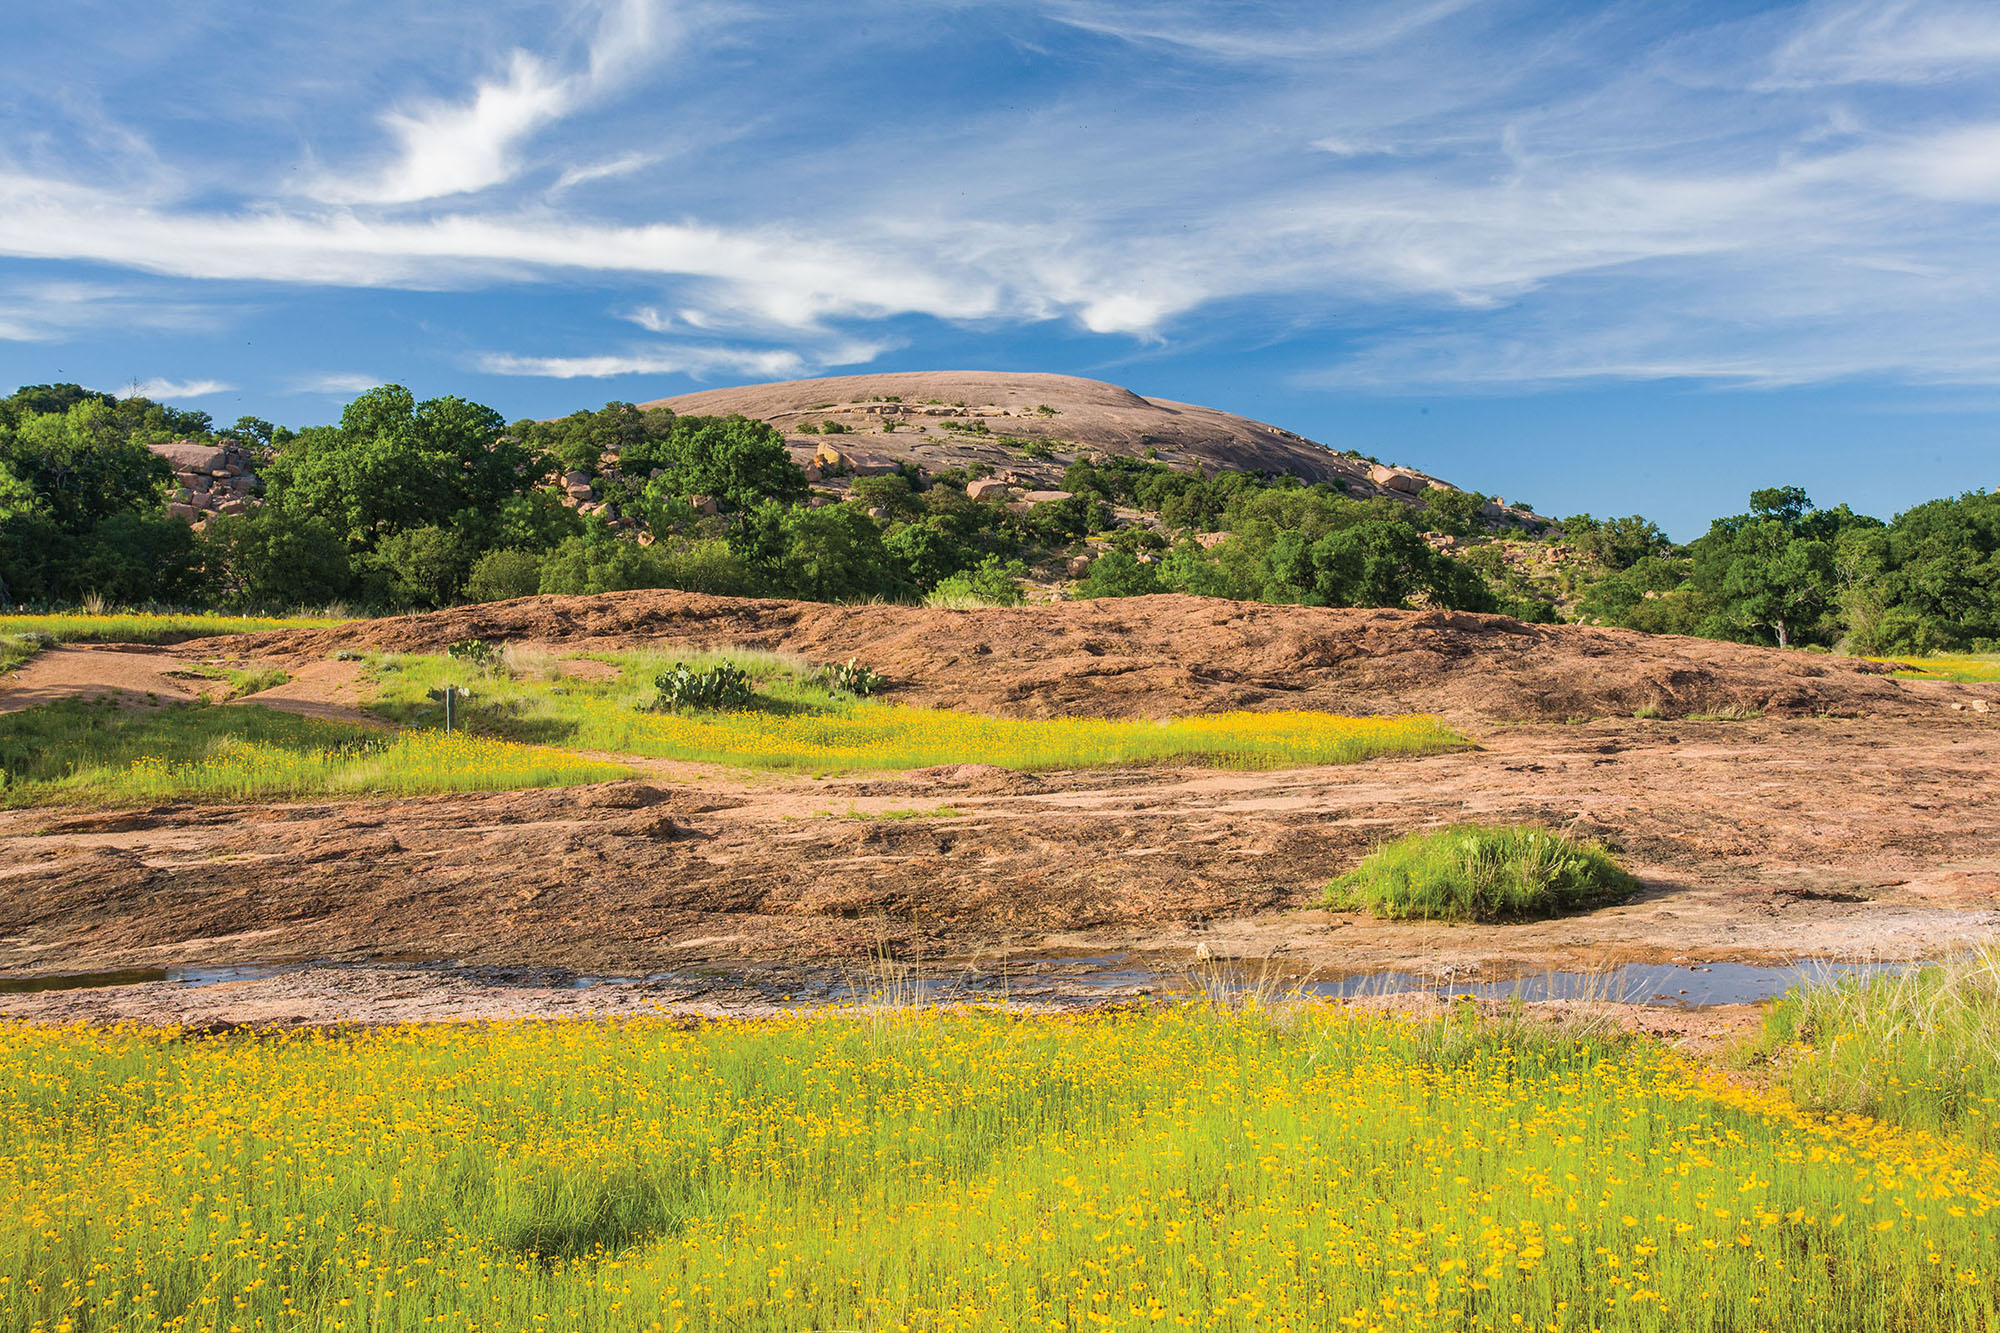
[262,386,522,547]
[361,525,474,610]
[638,415,806,517]
[1076,549,1164,598]
[200,508,355,609]
[1262,520,1496,611]
[732,501,908,602]
[464,549,546,603]
[1691,489,1855,648]
[0,400,172,532]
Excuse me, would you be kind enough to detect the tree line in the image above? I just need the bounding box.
[0,381,1992,656]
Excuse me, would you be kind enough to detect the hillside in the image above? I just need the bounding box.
[642,371,1541,522]
[220,592,1945,724]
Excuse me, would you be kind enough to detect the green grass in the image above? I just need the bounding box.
[1326,822,1639,921]
[1877,653,2000,683]
[0,696,626,806]
[1745,947,2000,1150]
[363,648,1469,773]
[0,610,349,643]
[0,629,56,673]
[0,611,350,674]
[165,662,294,698]
[2,1006,1996,1333]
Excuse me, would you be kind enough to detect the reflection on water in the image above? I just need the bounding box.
[0,954,1915,1010]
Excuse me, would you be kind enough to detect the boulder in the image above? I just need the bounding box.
[688,495,720,516]
[1368,464,1426,495]
[1066,555,1093,578]
[1018,489,1074,504]
[966,479,1014,501]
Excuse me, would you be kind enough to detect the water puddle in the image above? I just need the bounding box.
[0,963,300,995]
[0,954,1917,1010]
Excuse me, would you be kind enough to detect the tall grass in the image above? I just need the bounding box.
[0,610,350,644]
[366,649,1469,773]
[0,697,626,805]
[1326,822,1638,921]
[0,1007,1994,1333]
[1750,946,2000,1149]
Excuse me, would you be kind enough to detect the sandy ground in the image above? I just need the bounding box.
[3,596,1997,1031]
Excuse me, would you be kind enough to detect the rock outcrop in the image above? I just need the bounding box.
[151,439,261,526]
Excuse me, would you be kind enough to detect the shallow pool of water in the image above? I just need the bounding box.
[0,954,1917,1010]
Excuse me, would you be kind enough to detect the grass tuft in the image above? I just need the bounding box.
[1326,822,1638,921]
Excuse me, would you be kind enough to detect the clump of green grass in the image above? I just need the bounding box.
[0,697,625,806]
[1326,823,1638,921]
[167,663,293,698]
[364,649,1468,774]
[0,630,57,674]
[1746,947,2000,1149]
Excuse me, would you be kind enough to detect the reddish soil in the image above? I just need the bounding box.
[1,646,222,713]
[3,593,1996,1028]
[205,593,1972,724]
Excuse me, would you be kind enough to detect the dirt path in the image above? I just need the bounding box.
[0,646,215,713]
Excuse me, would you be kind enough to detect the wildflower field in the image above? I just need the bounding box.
[0,697,625,806]
[2,1008,1994,1333]
[367,649,1467,773]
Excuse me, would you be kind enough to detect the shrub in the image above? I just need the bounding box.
[1076,549,1164,598]
[1326,823,1636,922]
[463,548,544,603]
[928,556,1026,607]
[652,661,756,712]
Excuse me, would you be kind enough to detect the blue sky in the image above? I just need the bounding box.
[2,0,1997,537]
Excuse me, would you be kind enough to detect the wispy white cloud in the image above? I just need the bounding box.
[122,377,233,399]
[1765,0,2000,88]
[6,0,2000,395]
[1041,0,1482,64]
[476,343,805,380]
[292,371,384,395]
[0,279,219,342]
[308,0,680,204]
[548,151,659,195]
[477,334,891,380]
